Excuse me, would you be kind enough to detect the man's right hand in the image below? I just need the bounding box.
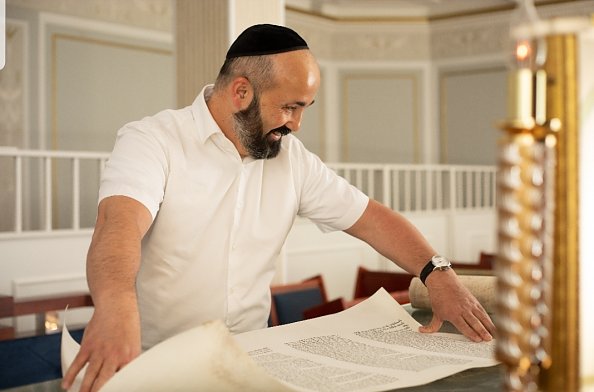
[61,305,141,392]
[61,196,151,391]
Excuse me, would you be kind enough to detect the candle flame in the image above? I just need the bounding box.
[516,41,531,62]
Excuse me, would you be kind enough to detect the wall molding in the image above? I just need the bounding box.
[37,11,173,150]
[8,0,172,32]
[12,273,88,298]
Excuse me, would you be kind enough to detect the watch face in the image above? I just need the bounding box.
[431,255,451,268]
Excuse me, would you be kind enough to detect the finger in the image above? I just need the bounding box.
[419,314,443,334]
[458,313,490,342]
[467,314,493,342]
[473,307,497,336]
[90,360,119,392]
[443,312,483,342]
[465,304,494,341]
[79,358,103,392]
[62,351,89,390]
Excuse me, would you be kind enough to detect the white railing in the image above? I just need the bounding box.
[327,163,497,213]
[0,148,497,237]
[0,148,110,237]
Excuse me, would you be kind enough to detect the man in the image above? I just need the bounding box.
[63,24,495,392]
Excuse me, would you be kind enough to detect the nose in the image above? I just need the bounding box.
[288,108,304,132]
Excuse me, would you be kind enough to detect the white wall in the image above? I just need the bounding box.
[0,232,93,333]
[0,208,495,334]
[284,210,496,301]
[0,233,91,296]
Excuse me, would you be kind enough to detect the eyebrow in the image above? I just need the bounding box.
[295,100,315,107]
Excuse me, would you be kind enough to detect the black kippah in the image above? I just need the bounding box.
[226,24,309,59]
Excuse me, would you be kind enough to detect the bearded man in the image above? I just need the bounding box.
[63,24,495,392]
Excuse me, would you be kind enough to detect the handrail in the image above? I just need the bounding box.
[0,148,497,237]
[0,147,111,159]
[0,149,109,236]
[326,162,496,212]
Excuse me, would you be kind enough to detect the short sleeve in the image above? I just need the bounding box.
[293,141,369,233]
[99,123,168,219]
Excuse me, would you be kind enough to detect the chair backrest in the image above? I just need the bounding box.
[353,266,414,299]
[302,298,345,320]
[0,293,93,340]
[455,252,496,275]
[479,252,496,269]
[269,275,327,326]
[0,293,93,387]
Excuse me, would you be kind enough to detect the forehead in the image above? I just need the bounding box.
[262,50,320,104]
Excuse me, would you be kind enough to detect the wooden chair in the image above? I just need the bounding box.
[0,292,93,340]
[479,252,496,269]
[269,275,331,326]
[302,297,346,320]
[353,266,413,303]
[455,252,496,275]
[0,292,93,389]
[0,295,14,340]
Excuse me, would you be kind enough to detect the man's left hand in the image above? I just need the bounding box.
[418,269,496,342]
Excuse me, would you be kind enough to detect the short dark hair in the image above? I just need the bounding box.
[214,55,276,95]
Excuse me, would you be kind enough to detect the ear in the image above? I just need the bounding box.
[230,77,253,110]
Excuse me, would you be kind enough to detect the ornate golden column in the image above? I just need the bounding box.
[540,33,580,392]
[495,2,559,390]
[496,5,582,391]
[496,74,558,391]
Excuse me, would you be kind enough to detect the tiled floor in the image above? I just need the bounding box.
[1,379,60,392]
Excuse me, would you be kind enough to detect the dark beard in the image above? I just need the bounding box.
[233,95,291,159]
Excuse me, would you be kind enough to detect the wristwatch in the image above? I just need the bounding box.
[419,255,452,286]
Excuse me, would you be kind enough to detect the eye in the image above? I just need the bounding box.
[283,105,298,112]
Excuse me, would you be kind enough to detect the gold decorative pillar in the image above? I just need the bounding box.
[495,2,559,390]
[496,82,557,392]
[496,3,583,389]
[175,0,285,108]
[540,33,580,392]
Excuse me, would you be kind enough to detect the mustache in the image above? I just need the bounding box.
[269,126,292,137]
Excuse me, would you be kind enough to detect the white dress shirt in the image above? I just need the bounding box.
[99,85,369,348]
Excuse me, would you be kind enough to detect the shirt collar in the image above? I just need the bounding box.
[191,85,224,144]
[190,85,269,165]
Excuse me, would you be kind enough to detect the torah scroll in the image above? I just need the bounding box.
[409,275,497,313]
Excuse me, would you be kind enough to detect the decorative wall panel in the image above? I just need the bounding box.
[439,66,507,165]
[341,72,420,163]
[7,0,172,31]
[288,13,430,61]
[0,21,26,148]
[45,23,173,228]
[0,21,26,232]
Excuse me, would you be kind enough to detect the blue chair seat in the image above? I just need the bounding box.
[0,329,84,389]
[273,288,325,325]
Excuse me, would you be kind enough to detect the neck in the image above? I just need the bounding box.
[206,91,248,158]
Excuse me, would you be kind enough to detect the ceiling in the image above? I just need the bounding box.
[284,0,563,21]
